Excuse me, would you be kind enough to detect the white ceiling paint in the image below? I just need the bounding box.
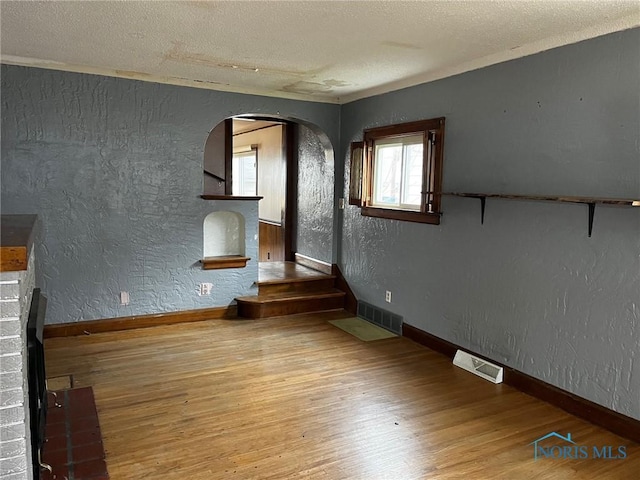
[1,1,638,104]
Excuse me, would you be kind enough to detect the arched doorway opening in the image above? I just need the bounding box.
[203,115,335,266]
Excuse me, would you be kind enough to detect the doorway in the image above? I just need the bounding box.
[203,117,298,263]
[204,116,334,267]
[232,118,290,262]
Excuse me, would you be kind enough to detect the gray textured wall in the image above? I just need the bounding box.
[340,29,640,419]
[0,65,340,324]
[296,124,334,263]
[2,29,638,421]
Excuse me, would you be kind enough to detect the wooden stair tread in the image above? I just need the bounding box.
[238,262,346,319]
[236,289,345,304]
[257,274,336,286]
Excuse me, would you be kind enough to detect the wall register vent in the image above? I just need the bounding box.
[453,350,504,384]
[356,300,402,335]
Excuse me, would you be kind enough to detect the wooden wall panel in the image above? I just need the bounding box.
[259,221,284,262]
[203,120,231,195]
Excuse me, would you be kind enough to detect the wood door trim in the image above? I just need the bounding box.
[331,264,358,315]
[284,122,298,261]
[294,253,332,275]
[224,118,233,195]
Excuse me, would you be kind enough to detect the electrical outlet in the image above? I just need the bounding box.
[199,283,213,296]
[338,198,345,209]
[120,291,130,306]
[385,290,392,303]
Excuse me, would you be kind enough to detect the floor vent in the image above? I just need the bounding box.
[453,350,504,384]
[356,301,403,335]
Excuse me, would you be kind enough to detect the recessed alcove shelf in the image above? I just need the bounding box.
[201,255,251,270]
[438,192,640,237]
[202,211,249,269]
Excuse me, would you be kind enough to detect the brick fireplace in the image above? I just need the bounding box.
[1,215,38,480]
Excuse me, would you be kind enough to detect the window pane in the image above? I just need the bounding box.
[372,134,423,209]
[373,143,402,206]
[401,142,423,207]
[232,151,257,196]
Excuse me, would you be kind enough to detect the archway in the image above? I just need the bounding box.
[203,115,335,266]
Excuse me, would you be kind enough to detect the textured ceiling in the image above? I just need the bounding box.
[1,1,639,104]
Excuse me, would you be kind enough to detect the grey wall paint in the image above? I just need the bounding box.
[296,124,334,263]
[340,29,640,419]
[1,65,340,324]
[1,28,638,422]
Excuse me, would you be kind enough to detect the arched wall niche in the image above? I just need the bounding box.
[201,211,249,269]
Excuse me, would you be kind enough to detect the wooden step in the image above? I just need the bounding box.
[236,289,345,319]
[258,275,337,295]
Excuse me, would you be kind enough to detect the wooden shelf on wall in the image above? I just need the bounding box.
[435,192,640,237]
[200,195,263,201]
[201,255,250,270]
[443,192,640,206]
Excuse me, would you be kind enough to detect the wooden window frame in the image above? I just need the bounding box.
[348,141,365,205]
[355,117,445,225]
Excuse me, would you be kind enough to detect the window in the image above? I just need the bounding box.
[350,117,445,224]
[371,134,423,210]
[232,146,257,196]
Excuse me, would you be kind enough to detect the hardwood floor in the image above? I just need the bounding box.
[258,261,329,283]
[45,311,638,479]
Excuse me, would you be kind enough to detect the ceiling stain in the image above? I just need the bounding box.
[115,70,152,79]
[163,42,226,68]
[381,41,422,50]
[188,77,230,86]
[323,79,350,87]
[116,68,230,87]
[282,81,331,95]
[282,79,351,95]
[164,42,327,78]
